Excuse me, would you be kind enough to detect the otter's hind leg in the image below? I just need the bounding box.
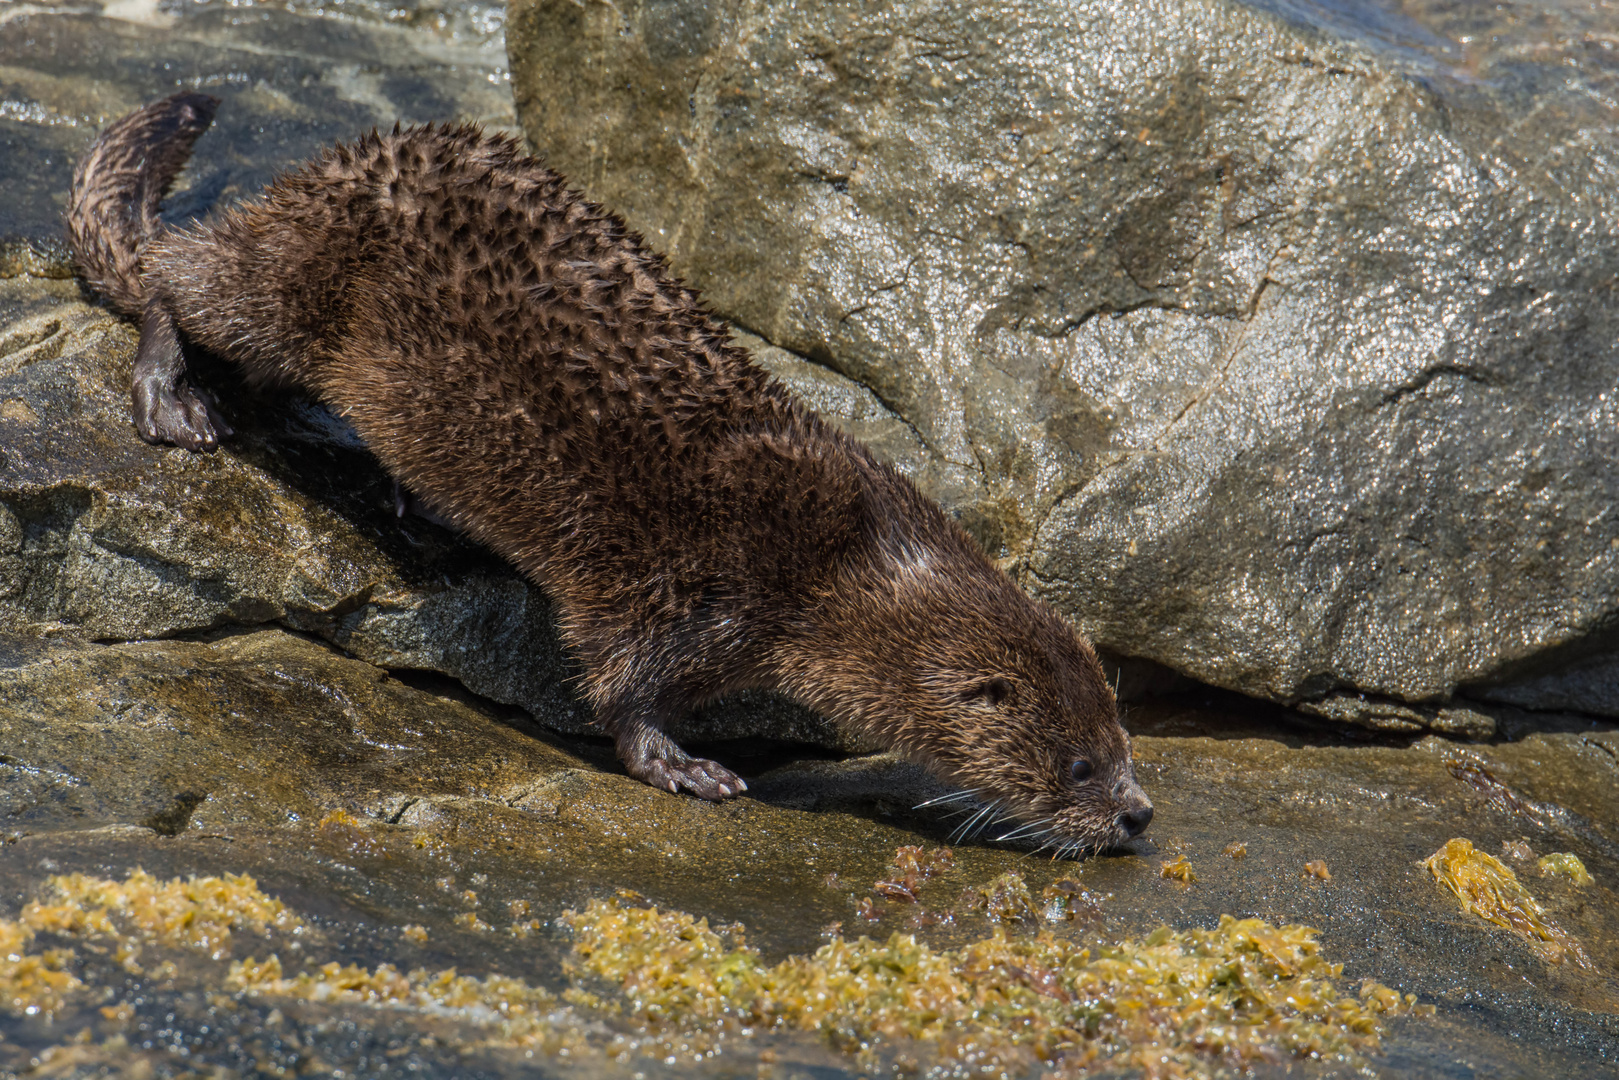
[132,297,232,451]
[610,703,748,801]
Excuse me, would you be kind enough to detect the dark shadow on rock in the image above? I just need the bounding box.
[383,663,609,762]
[139,791,206,837]
[178,345,503,590]
[1125,686,1429,748]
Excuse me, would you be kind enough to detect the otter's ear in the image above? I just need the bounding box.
[964,677,1014,707]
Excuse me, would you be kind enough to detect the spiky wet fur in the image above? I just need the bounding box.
[66,94,1153,852]
[66,92,218,318]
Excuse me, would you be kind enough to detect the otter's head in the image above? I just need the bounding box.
[811,527,1154,857]
[907,584,1152,856]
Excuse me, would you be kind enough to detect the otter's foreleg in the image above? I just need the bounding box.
[131,296,232,451]
[605,698,748,801]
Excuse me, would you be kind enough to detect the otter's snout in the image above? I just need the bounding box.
[1118,804,1153,838]
[1115,778,1154,839]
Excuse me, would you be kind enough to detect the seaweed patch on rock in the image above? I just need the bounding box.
[1422,838,1593,968]
[1159,855,1197,883]
[959,870,1040,923]
[0,919,79,1018]
[562,886,1429,1077]
[871,844,955,904]
[2,868,304,1019]
[1537,852,1594,887]
[2,865,1431,1077]
[23,868,305,959]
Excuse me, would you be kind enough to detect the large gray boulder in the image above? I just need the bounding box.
[507,0,1619,728]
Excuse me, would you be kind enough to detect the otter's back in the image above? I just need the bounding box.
[143,126,864,610]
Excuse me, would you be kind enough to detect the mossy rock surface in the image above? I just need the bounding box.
[1,625,1616,1076]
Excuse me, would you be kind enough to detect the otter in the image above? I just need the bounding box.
[67,93,1153,855]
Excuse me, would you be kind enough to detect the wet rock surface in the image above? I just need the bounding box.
[0,630,1615,1077]
[0,0,1615,1076]
[0,0,515,258]
[507,0,1619,729]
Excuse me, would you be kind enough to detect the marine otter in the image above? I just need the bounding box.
[67,93,1153,855]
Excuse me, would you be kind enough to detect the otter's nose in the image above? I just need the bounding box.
[1118,805,1153,838]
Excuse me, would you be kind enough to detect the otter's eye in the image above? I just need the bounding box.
[1069,759,1093,783]
[966,677,1014,707]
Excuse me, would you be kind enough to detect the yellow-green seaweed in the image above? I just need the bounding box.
[1160,854,1197,882]
[4,867,1431,1079]
[23,868,304,960]
[961,871,1038,922]
[0,919,81,1018]
[561,886,1427,1078]
[1537,853,1594,887]
[3,868,304,1017]
[1423,838,1592,968]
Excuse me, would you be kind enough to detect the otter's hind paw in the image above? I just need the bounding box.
[134,379,232,451]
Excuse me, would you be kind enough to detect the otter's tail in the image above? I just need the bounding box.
[66,92,219,318]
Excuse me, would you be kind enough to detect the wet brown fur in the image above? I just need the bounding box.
[66,93,1152,854]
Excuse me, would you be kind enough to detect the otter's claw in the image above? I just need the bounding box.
[614,709,748,801]
[643,755,748,801]
[132,299,231,452]
[134,378,231,451]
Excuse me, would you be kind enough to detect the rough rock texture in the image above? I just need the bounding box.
[0,629,584,833]
[507,0,1619,728]
[1,630,1615,1076]
[0,0,515,255]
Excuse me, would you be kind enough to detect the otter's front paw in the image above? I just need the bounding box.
[133,380,232,451]
[639,755,748,801]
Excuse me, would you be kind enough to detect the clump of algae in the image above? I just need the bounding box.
[1537,852,1594,887]
[960,871,1038,922]
[1423,838,1592,968]
[873,845,954,902]
[0,918,80,1017]
[22,868,305,964]
[1039,879,1103,923]
[1159,855,1196,882]
[3,868,300,1018]
[561,880,1427,1078]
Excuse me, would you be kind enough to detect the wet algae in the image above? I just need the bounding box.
[560,890,1428,1078]
[2,868,1428,1079]
[0,921,77,1020]
[1538,853,1595,888]
[1422,838,1592,969]
[23,869,305,960]
[1,869,307,1020]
